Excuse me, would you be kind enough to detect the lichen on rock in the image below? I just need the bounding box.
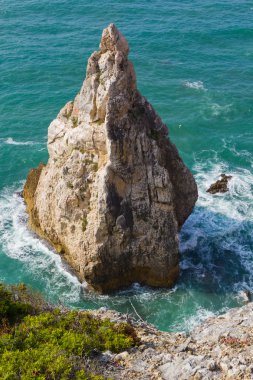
[23,23,198,292]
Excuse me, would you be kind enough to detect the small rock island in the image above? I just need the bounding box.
[207,174,232,194]
[23,24,198,292]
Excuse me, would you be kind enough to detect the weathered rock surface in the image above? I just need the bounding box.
[23,23,197,292]
[92,303,253,379]
[207,174,232,194]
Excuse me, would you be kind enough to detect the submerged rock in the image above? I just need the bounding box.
[23,24,197,292]
[207,174,232,194]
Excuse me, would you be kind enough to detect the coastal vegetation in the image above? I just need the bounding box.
[0,284,138,379]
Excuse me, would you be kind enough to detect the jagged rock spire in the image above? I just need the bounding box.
[23,24,198,292]
[100,23,129,54]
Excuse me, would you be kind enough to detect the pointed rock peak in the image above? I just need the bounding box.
[100,23,129,55]
[23,24,198,293]
[83,23,135,123]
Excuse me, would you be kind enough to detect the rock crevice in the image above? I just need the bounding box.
[23,24,197,292]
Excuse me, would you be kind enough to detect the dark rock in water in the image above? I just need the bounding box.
[207,174,232,194]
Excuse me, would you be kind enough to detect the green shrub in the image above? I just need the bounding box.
[0,301,137,379]
[0,284,33,326]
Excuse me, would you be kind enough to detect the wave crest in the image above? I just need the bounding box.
[0,184,82,304]
[183,80,206,91]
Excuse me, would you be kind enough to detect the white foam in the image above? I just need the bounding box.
[3,137,35,146]
[235,290,251,303]
[0,183,82,303]
[210,103,232,117]
[192,151,253,221]
[200,100,233,120]
[183,80,206,91]
[172,307,216,332]
[180,146,253,306]
[222,138,253,169]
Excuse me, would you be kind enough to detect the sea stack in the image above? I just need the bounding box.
[23,24,198,292]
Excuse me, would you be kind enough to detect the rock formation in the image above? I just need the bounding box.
[207,174,232,194]
[23,24,198,292]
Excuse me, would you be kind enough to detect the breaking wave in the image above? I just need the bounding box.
[0,184,83,304]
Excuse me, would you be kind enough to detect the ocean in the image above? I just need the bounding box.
[0,0,252,332]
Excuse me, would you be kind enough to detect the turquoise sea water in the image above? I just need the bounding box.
[1,1,253,332]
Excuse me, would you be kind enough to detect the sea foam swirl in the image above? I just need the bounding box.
[0,184,83,304]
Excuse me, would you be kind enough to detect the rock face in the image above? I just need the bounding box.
[23,24,197,292]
